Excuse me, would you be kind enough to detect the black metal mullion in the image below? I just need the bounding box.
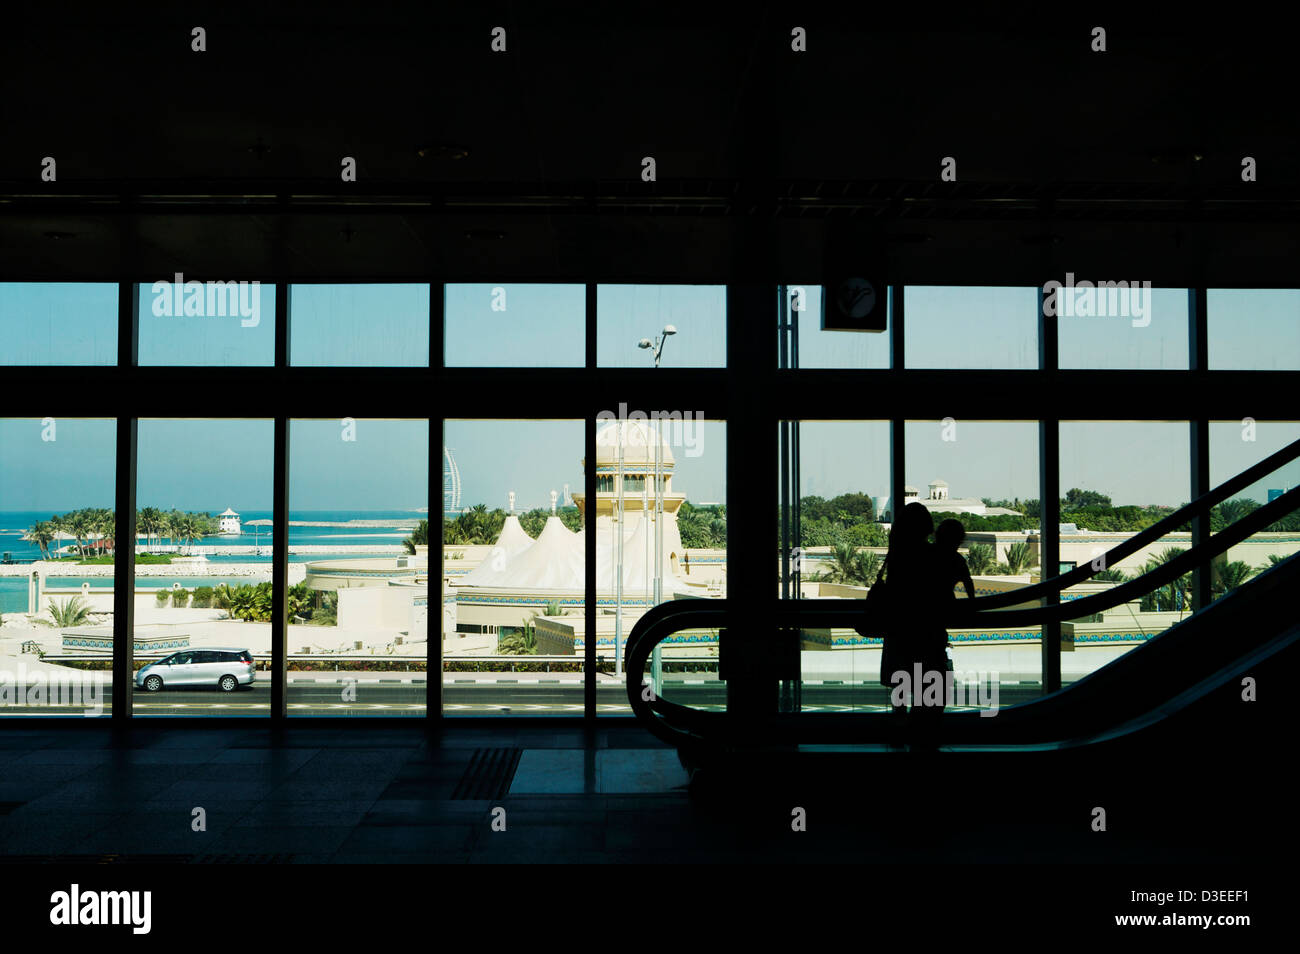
[111,282,138,721]
[430,283,444,722]
[584,284,597,719]
[1189,287,1212,612]
[1038,283,1061,695]
[270,283,290,720]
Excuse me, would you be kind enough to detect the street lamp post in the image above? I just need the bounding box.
[637,326,675,696]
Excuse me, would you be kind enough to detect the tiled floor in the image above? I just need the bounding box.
[0,722,1281,863]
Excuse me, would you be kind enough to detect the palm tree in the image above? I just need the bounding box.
[676,510,710,549]
[1140,547,1191,612]
[964,543,995,575]
[212,583,236,618]
[47,596,92,627]
[1004,541,1035,574]
[288,582,312,622]
[67,512,92,561]
[139,507,162,552]
[1212,498,1260,533]
[1212,560,1256,599]
[852,549,883,586]
[823,542,860,584]
[25,521,54,561]
[403,519,429,555]
[1093,567,1128,583]
[47,514,66,559]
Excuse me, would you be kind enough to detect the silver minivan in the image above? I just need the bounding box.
[136,648,256,692]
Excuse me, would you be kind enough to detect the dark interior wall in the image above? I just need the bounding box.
[2,3,1298,284]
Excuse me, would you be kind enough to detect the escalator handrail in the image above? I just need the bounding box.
[626,482,1300,743]
[938,435,1300,610]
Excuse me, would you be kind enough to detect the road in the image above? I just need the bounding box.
[0,680,1046,715]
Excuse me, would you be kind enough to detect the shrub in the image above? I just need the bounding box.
[154,590,169,607]
[171,588,190,608]
[191,586,214,608]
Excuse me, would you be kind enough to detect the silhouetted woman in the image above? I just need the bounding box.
[873,502,949,744]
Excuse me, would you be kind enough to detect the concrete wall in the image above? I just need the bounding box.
[337,585,425,631]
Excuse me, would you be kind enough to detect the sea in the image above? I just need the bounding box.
[0,510,424,614]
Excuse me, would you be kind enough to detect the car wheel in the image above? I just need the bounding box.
[143,675,163,692]
[218,675,238,692]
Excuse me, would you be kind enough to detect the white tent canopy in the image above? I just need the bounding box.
[458,514,537,587]
[459,513,691,595]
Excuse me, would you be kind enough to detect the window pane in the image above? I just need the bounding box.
[1208,289,1300,370]
[597,285,725,367]
[290,284,429,366]
[1058,422,1190,686]
[611,417,726,716]
[1209,420,1300,602]
[905,419,1041,706]
[0,283,117,365]
[777,286,891,369]
[133,419,273,717]
[0,418,116,716]
[290,419,428,716]
[445,284,585,367]
[1058,287,1189,369]
[139,280,275,366]
[445,420,585,714]
[903,286,1038,369]
[779,421,890,712]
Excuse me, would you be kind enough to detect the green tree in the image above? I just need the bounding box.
[1063,488,1112,509]
[171,588,190,608]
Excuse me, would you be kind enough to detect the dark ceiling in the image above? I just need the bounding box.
[2,2,1298,283]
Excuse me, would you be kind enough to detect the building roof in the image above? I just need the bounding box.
[595,420,675,467]
[929,479,948,487]
[219,508,239,516]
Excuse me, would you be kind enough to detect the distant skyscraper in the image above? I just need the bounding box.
[443,447,462,514]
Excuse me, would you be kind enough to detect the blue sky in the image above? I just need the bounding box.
[2,282,1297,509]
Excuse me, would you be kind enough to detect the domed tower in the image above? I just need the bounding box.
[928,479,949,501]
[572,419,686,569]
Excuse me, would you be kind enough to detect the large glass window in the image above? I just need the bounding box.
[132,419,273,717]
[903,286,1038,369]
[288,419,428,716]
[1058,421,1190,685]
[0,417,116,717]
[1208,419,1300,602]
[906,419,1041,703]
[0,283,117,365]
[597,285,725,367]
[1057,287,1189,369]
[779,421,890,711]
[777,285,891,369]
[612,416,726,716]
[444,419,584,714]
[290,284,429,366]
[1207,289,1300,370]
[139,280,276,366]
[444,284,585,367]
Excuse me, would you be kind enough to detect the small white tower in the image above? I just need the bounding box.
[218,508,241,535]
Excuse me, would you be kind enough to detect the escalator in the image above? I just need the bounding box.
[625,438,1300,760]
